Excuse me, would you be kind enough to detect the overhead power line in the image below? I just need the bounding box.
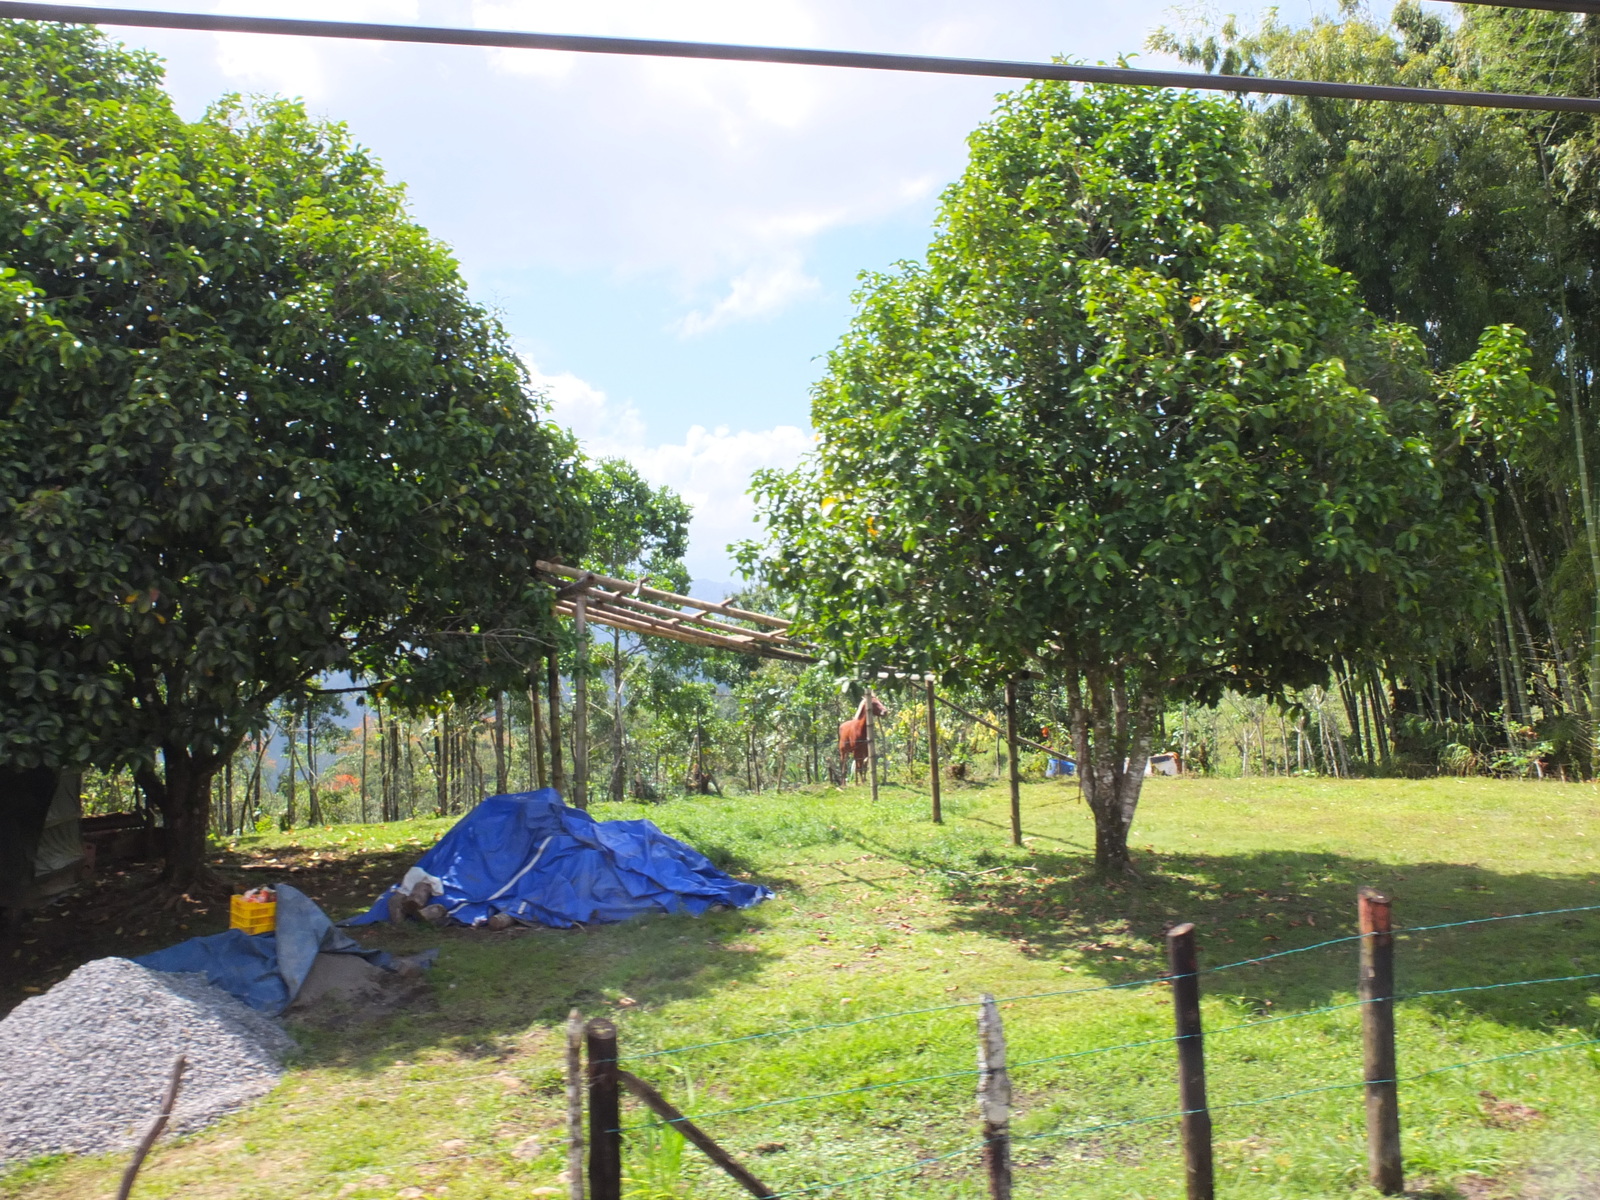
[1,1,1599,114]
[1453,1,1600,12]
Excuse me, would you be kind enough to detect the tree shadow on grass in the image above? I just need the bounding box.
[931,846,1600,1034]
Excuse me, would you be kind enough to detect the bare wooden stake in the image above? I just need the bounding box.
[977,994,1012,1200]
[115,1055,185,1200]
[617,1070,775,1198]
[566,1009,585,1200]
[1004,679,1022,846]
[585,1018,621,1200]
[1359,888,1403,1195]
[1167,923,1214,1200]
[926,679,943,824]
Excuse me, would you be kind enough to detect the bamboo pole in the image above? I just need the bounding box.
[539,560,790,627]
[574,595,589,810]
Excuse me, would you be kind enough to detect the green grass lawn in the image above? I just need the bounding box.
[6,775,1600,1199]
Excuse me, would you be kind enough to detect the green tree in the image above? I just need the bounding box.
[0,23,587,883]
[1151,3,1600,772]
[748,84,1513,871]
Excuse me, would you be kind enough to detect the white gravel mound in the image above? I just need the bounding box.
[0,956,293,1166]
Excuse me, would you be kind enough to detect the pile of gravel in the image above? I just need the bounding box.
[0,957,293,1166]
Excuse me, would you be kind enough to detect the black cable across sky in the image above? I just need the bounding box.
[1,1,1599,115]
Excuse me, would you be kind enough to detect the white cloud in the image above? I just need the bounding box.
[528,360,808,576]
[675,256,821,337]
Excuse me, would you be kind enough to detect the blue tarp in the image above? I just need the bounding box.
[345,790,772,929]
[1046,757,1077,777]
[135,883,394,1014]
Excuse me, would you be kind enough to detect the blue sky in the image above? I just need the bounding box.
[55,0,1366,576]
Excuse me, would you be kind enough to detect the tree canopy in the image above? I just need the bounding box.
[0,22,588,880]
[748,83,1535,869]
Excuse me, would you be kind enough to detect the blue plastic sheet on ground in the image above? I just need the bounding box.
[1045,757,1077,777]
[135,883,393,1014]
[345,789,773,929]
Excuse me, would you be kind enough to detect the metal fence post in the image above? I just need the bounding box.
[1359,887,1403,1194]
[585,1018,621,1200]
[1167,922,1213,1200]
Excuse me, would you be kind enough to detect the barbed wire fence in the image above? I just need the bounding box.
[561,896,1600,1200]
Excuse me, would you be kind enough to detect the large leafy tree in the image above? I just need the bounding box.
[749,84,1516,871]
[0,23,588,883]
[1152,4,1600,770]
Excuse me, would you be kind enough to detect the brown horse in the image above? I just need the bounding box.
[837,693,887,783]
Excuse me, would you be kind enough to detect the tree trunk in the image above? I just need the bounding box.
[1066,665,1158,873]
[306,710,322,826]
[494,692,509,795]
[136,750,217,888]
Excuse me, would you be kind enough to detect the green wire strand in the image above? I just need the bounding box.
[615,902,1600,1063]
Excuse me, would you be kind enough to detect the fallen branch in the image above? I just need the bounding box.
[115,1054,186,1200]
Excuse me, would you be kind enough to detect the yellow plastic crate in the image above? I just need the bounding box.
[230,894,276,934]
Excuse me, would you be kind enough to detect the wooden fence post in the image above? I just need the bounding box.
[1167,923,1214,1200]
[574,595,589,809]
[977,994,1012,1200]
[585,1018,621,1200]
[865,690,881,803]
[926,678,943,824]
[566,1009,585,1200]
[1004,679,1022,847]
[1359,887,1403,1195]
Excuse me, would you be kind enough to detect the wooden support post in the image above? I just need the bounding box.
[1167,923,1214,1200]
[617,1071,775,1198]
[865,690,881,803]
[926,679,943,824]
[585,1018,621,1200]
[977,994,1012,1200]
[547,651,565,796]
[566,1010,585,1200]
[574,596,589,809]
[1359,888,1403,1195]
[1004,679,1022,847]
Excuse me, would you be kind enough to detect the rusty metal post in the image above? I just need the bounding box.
[585,1018,621,1200]
[1167,923,1213,1200]
[977,994,1012,1199]
[1359,888,1403,1194]
[926,679,943,824]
